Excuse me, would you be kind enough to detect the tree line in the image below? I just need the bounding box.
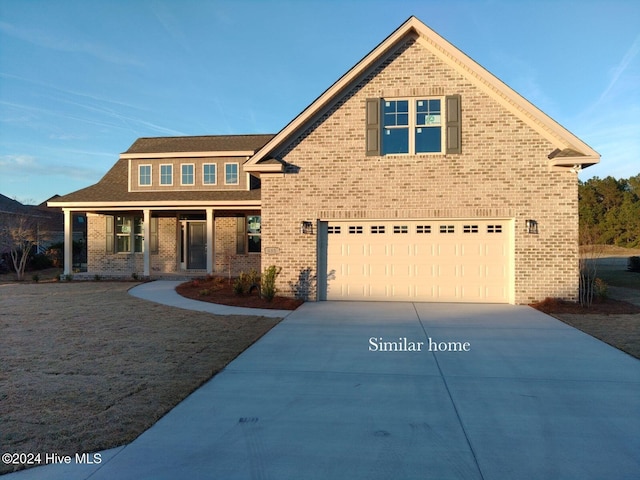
[579,174,640,247]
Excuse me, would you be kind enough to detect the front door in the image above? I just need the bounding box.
[188,222,206,269]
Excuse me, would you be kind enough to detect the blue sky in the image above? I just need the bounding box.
[1,0,639,204]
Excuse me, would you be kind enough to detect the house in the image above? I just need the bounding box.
[49,16,599,304]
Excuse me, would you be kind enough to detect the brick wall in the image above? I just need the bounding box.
[214,216,261,276]
[87,214,177,276]
[260,39,579,304]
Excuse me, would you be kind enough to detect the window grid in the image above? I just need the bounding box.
[371,225,385,234]
[203,163,216,185]
[328,226,341,234]
[348,226,363,234]
[181,164,194,185]
[440,225,455,234]
[160,164,173,186]
[382,98,443,155]
[138,165,151,186]
[463,225,479,233]
[225,163,239,185]
[487,225,503,233]
[393,225,408,234]
[416,225,432,234]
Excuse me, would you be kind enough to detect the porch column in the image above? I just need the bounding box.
[206,208,214,274]
[143,209,151,277]
[63,209,72,276]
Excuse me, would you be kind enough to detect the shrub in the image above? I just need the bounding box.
[94,274,102,282]
[233,274,246,295]
[594,278,608,299]
[199,288,211,296]
[32,274,40,283]
[261,265,281,301]
[131,272,139,280]
[629,256,640,272]
[29,253,53,271]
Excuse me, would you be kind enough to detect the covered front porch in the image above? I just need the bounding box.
[60,205,261,279]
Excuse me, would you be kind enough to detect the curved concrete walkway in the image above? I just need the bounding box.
[128,280,293,318]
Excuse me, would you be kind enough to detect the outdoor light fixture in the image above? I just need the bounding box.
[525,219,538,234]
[300,221,313,234]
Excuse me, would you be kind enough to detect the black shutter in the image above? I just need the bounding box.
[150,217,159,254]
[105,215,114,254]
[446,95,461,154]
[236,217,245,254]
[365,98,381,156]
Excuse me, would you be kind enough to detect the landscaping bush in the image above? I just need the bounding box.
[629,256,640,272]
[28,253,53,270]
[261,265,281,301]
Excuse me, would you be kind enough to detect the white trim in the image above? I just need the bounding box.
[47,201,261,210]
[159,164,173,186]
[180,163,195,186]
[244,163,284,172]
[202,162,217,185]
[120,150,256,159]
[224,162,239,185]
[138,164,153,187]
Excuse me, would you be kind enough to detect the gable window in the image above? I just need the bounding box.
[139,165,151,186]
[160,164,173,185]
[181,164,194,185]
[225,163,239,185]
[366,95,461,156]
[203,163,217,185]
[382,98,442,154]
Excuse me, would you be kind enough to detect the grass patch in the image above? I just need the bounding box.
[0,282,281,474]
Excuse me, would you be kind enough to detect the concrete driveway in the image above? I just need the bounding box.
[6,301,640,479]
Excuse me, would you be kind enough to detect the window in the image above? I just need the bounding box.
[247,215,261,253]
[488,225,503,233]
[116,216,144,253]
[393,225,408,234]
[328,226,341,234]
[463,225,479,233]
[225,163,239,185]
[440,225,455,234]
[203,163,216,185]
[382,99,442,154]
[416,225,431,234]
[139,165,151,186]
[160,164,173,185]
[106,216,158,255]
[371,225,385,234]
[181,164,194,185]
[366,95,461,156]
[349,226,363,234]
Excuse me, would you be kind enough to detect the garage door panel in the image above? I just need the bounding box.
[326,220,510,303]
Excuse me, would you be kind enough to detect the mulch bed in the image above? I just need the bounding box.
[530,297,640,314]
[176,276,304,310]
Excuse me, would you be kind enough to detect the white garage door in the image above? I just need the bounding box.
[324,220,510,303]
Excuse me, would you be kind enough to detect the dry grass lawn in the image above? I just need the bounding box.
[0,282,281,474]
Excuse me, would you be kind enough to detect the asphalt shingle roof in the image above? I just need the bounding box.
[124,134,275,154]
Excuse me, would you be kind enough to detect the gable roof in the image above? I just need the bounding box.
[245,16,599,172]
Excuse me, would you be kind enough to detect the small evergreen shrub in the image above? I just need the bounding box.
[261,265,281,301]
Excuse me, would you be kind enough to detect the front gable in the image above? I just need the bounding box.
[246,16,599,173]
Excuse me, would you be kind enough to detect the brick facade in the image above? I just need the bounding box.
[87,213,259,278]
[260,39,579,304]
